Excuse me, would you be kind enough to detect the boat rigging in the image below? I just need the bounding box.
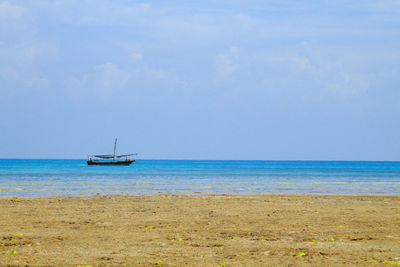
[87,138,137,166]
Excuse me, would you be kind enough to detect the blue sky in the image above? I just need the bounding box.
[1,0,400,160]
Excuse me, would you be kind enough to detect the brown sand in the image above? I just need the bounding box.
[0,195,399,266]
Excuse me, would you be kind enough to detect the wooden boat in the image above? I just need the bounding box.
[87,139,137,166]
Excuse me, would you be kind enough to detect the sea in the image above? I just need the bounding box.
[0,159,400,197]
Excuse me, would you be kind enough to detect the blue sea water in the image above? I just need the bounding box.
[0,159,400,197]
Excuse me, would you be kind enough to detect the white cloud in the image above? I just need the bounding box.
[138,3,151,10]
[20,47,37,62]
[129,52,143,62]
[325,72,370,97]
[97,62,129,89]
[215,46,243,78]
[66,62,129,100]
[0,1,23,18]
[65,59,189,102]
[45,0,154,26]
[26,76,50,89]
[229,46,242,54]
[212,42,372,100]
[1,0,397,103]
[367,0,400,14]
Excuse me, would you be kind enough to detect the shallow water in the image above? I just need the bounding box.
[0,159,400,197]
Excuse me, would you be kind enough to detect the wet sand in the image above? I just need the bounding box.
[0,195,399,266]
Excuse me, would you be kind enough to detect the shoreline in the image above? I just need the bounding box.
[0,193,400,200]
[1,195,399,265]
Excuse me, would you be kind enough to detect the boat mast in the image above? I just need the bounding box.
[113,138,117,160]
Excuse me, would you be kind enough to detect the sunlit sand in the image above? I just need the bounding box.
[1,195,399,266]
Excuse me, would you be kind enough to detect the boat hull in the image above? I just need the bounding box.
[87,160,135,166]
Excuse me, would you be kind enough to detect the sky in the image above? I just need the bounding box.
[0,0,400,160]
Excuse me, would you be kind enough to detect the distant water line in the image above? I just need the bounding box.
[0,159,400,197]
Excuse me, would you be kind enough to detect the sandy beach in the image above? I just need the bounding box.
[0,195,399,266]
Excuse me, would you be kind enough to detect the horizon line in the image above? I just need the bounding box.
[1,158,400,163]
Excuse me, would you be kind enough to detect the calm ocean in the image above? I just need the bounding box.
[0,159,399,197]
